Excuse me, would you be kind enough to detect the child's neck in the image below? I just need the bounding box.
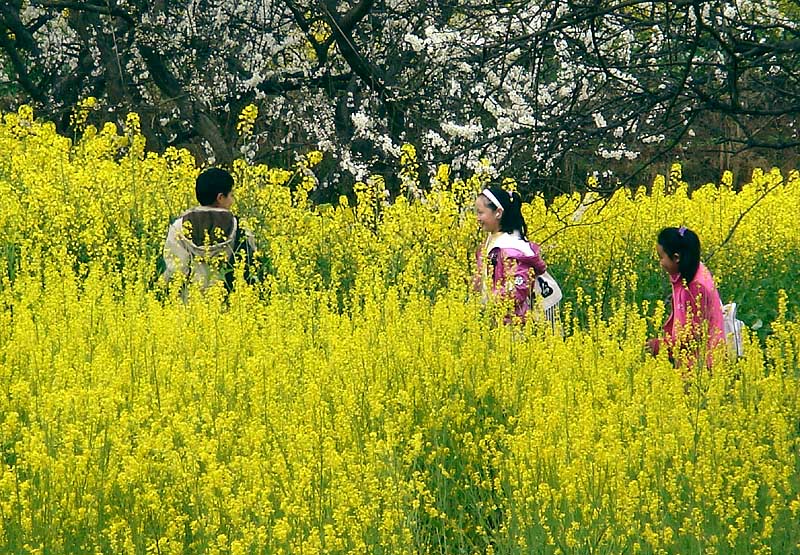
[485,231,502,249]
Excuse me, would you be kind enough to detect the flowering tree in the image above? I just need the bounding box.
[2,0,799,194]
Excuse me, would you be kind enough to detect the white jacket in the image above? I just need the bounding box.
[162,206,255,288]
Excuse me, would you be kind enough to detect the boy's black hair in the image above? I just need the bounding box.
[658,226,701,283]
[481,185,528,240]
[196,167,234,206]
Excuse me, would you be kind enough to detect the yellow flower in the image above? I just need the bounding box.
[0,104,798,555]
[237,103,259,137]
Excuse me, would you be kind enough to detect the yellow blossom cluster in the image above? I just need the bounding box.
[70,96,99,130]
[237,104,259,137]
[0,106,798,554]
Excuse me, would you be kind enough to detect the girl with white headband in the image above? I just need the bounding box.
[474,185,562,325]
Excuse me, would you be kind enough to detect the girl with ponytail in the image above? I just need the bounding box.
[647,226,725,367]
[474,185,561,325]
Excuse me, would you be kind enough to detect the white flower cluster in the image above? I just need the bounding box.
[598,146,639,160]
[7,0,793,188]
[441,121,483,141]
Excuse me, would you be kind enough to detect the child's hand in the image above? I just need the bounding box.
[645,338,660,356]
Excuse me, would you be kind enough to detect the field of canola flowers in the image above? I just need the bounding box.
[0,106,798,555]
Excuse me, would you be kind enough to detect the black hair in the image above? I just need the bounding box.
[480,185,528,240]
[657,226,701,283]
[196,167,234,206]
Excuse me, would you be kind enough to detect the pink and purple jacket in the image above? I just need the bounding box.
[653,262,725,366]
[475,232,547,322]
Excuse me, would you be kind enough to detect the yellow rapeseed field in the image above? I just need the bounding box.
[0,106,798,554]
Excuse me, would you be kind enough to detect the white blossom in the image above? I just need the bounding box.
[441,121,483,141]
[593,113,608,129]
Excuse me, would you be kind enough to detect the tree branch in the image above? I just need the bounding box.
[706,176,785,262]
[0,33,47,103]
[138,43,234,163]
[32,1,136,25]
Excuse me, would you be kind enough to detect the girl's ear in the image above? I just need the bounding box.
[672,253,681,263]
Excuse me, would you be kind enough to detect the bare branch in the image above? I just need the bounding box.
[32,1,136,25]
[706,176,786,261]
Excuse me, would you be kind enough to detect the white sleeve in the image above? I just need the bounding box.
[244,228,257,252]
[162,217,192,281]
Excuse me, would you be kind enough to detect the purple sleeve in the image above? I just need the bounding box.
[530,243,547,276]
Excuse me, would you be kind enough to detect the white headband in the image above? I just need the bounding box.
[482,188,505,210]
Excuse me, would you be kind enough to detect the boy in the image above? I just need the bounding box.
[162,167,256,290]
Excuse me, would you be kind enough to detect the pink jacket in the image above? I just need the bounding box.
[654,263,725,366]
[476,233,547,322]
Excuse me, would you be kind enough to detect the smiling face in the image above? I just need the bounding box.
[475,195,502,233]
[657,243,680,275]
